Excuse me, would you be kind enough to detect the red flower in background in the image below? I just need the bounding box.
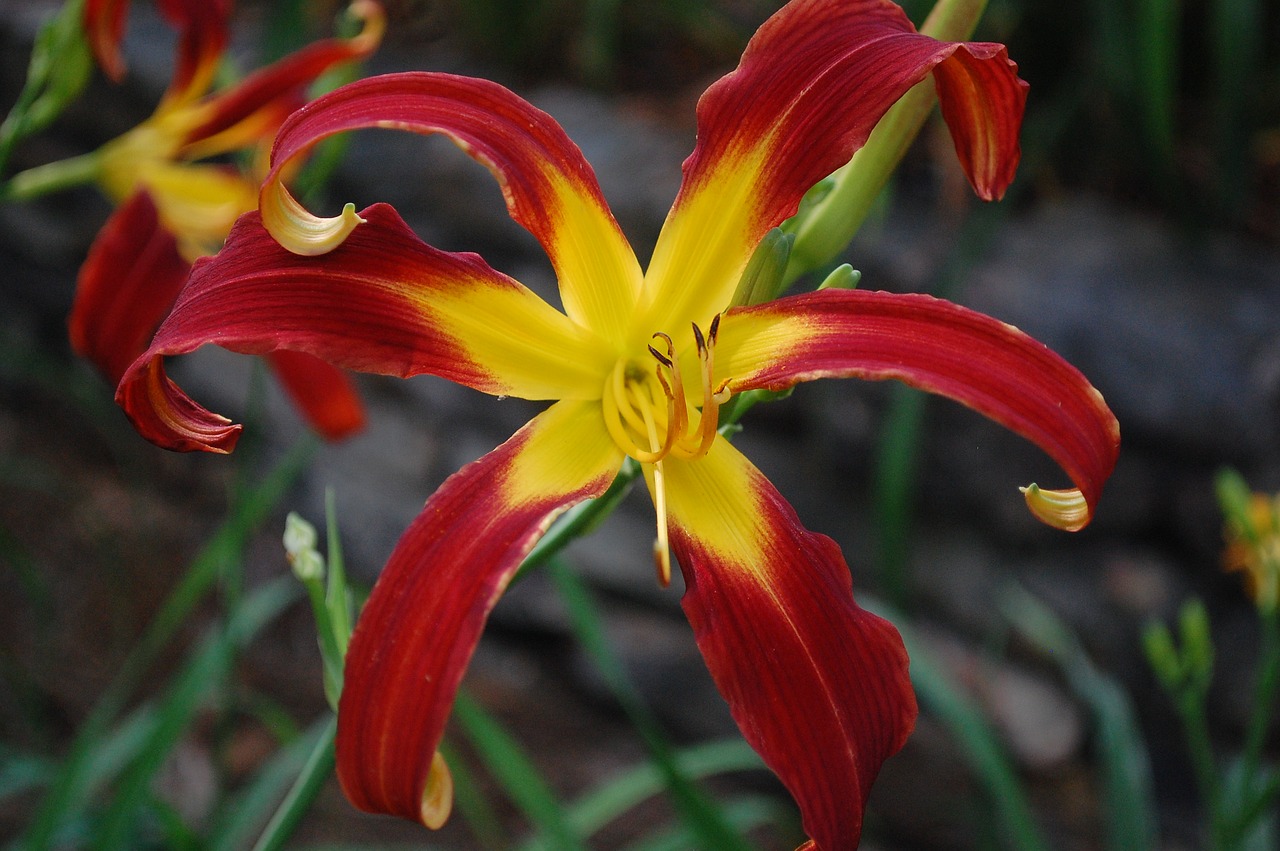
[71,0,384,438]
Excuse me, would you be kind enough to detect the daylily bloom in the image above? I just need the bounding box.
[116,0,1120,847]
[1219,472,1280,610]
[68,0,384,437]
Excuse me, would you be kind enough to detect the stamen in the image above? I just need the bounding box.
[603,361,666,464]
[650,460,672,588]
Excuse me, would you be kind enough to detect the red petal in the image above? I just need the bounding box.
[266,350,366,440]
[69,191,190,383]
[662,439,915,850]
[84,0,130,81]
[261,71,642,340]
[337,400,623,823]
[116,203,602,452]
[180,0,384,152]
[716,289,1121,528]
[155,0,232,106]
[644,0,1027,328]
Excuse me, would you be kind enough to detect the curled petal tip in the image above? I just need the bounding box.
[419,751,453,829]
[1020,483,1091,532]
[346,0,387,52]
[261,180,365,256]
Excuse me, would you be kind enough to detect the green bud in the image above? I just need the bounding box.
[816,264,861,291]
[1178,599,1214,696]
[290,549,326,582]
[1142,620,1182,691]
[283,511,319,557]
[284,512,325,581]
[730,227,795,307]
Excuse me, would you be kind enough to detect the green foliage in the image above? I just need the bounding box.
[0,0,93,181]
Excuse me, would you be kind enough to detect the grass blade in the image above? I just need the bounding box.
[91,578,300,850]
[869,599,1050,851]
[999,583,1158,851]
[250,715,337,851]
[453,690,589,851]
[546,558,754,851]
[21,437,316,849]
[520,739,769,850]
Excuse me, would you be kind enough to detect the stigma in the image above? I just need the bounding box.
[602,316,731,586]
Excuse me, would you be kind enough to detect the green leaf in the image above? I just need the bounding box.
[868,598,1050,851]
[208,716,334,851]
[91,578,300,850]
[1001,583,1158,851]
[250,715,337,851]
[22,439,316,849]
[547,559,754,851]
[453,691,589,851]
[520,739,769,850]
[0,0,94,179]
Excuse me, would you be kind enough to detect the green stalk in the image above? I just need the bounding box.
[1,151,101,202]
[784,0,990,283]
[1230,607,1280,843]
[1177,687,1225,849]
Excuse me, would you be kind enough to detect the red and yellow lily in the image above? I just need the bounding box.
[69,0,383,437]
[116,0,1119,846]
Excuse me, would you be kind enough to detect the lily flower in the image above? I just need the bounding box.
[116,0,1120,846]
[68,0,384,437]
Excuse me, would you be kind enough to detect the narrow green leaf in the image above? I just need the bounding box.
[92,579,300,850]
[0,0,93,179]
[453,690,589,851]
[547,559,754,851]
[22,439,316,849]
[250,716,337,851]
[520,739,768,851]
[1000,583,1158,851]
[209,716,333,851]
[443,740,510,850]
[868,599,1050,851]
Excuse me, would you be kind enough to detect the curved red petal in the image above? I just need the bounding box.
[115,354,241,453]
[84,0,130,81]
[644,0,1026,328]
[717,289,1121,528]
[337,400,622,823]
[155,0,232,106]
[261,71,641,340]
[69,191,190,383]
[266,350,366,440]
[663,439,915,850]
[116,203,602,452]
[181,0,384,151]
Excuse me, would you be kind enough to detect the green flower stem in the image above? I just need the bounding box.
[784,0,989,283]
[1,150,101,201]
[1231,606,1280,842]
[1175,687,1225,849]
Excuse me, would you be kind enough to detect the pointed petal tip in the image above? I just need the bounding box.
[420,751,453,829]
[260,182,365,255]
[1020,483,1091,532]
